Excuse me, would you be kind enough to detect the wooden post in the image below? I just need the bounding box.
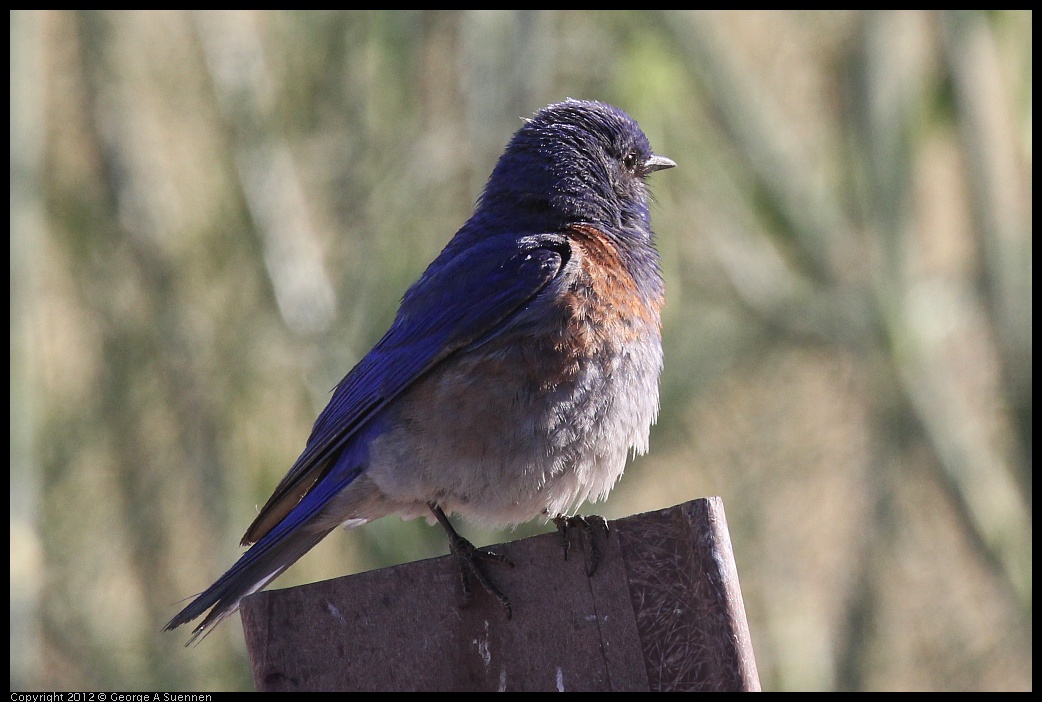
[241,497,760,691]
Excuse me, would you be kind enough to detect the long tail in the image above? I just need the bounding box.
[165,523,334,643]
[165,469,361,644]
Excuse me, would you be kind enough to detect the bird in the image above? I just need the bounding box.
[165,99,675,642]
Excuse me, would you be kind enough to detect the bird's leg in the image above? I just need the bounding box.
[553,514,610,577]
[429,503,513,618]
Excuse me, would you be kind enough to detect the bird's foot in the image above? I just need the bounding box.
[553,514,610,576]
[430,504,513,618]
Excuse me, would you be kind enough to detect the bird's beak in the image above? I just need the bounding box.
[643,154,677,173]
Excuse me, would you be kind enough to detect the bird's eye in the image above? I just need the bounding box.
[623,151,638,172]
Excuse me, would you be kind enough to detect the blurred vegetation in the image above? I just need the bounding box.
[10,10,1031,691]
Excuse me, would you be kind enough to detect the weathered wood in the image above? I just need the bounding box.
[241,497,760,691]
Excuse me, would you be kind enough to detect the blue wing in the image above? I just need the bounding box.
[241,232,571,544]
[165,232,571,640]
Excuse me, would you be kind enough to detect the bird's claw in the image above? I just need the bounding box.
[431,503,513,618]
[553,514,610,576]
[449,535,514,618]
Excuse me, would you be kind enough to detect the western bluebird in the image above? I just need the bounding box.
[166,99,675,642]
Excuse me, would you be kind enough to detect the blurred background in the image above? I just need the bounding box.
[9,10,1031,691]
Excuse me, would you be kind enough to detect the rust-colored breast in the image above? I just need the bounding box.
[558,224,663,352]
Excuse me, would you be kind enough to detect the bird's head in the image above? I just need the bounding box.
[476,99,675,238]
